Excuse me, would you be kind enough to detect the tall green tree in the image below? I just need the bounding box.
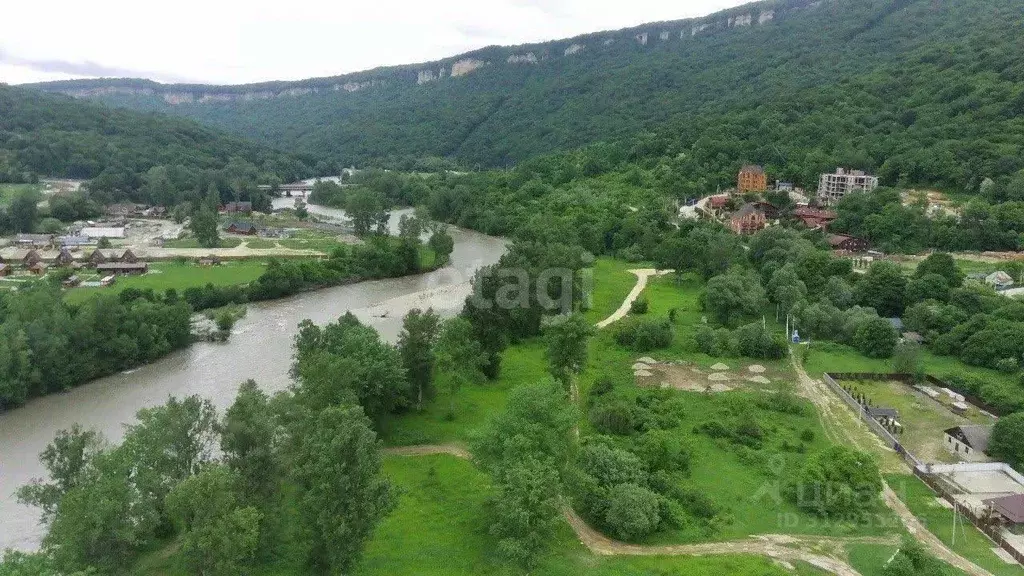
[190,204,221,248]
[988,412,1024,471]
[397,308,441,410]
[220,380,280,503]
[544,314,593,390]
[8,189,39,233]
[435,317,486,419]
[16,425,105,523]
[290,404,395,574]
[165,465,262,576]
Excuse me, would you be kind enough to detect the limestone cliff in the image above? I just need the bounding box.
[30,0,817,106]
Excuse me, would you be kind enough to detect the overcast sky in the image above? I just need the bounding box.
[1,0,747,86]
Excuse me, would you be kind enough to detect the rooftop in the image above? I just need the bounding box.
[944,425,993,452]
[984,494,1024,524]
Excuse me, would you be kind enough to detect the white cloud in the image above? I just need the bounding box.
[1,0,747,85]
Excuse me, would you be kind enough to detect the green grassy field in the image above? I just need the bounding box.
[582,258,643,325]
[885,474,1024,576]
[161,237,245,249]
[245,238,279,249]
[64,261,267,303]
[133,455,816,576]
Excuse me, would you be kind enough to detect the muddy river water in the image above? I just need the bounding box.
[0,202,507,551]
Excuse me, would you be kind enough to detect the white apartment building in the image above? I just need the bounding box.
[817,168,879,206]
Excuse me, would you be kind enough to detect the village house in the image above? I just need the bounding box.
[28,262,48,276]
[222,201,253,214]
[120,249,139,263]
[81,226,126,240]
[15,233,54,249]
[225,222,260,235]
[943,425,992,462]
[87,249,108,268]
[105,203,145,218]
[55,248,75,267]
[793,207,837,230]
[95,262,149,275]
[21,250,42,268]
[729,203,768,235]
[737,165,768,193]
[58,235,94,249]
[198,255,222,267]
[0,263,10,277]
[827,234,870,252]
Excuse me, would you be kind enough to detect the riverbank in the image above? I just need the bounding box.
[0,224,507,552]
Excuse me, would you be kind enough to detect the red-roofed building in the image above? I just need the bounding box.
[793,207,837,230]
[827,234,870,252]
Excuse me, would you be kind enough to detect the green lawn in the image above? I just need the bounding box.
[64,261,267,303]
[583,258,642,325]
[162,237,244,249]
[885,474,1024,576]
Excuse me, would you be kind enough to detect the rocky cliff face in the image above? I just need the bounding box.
[33,0,815,106]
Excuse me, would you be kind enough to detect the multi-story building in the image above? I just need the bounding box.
[817,168,879,206]
[737,165,767,193]
[729,203,768,235]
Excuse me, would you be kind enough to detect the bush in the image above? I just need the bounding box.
[735,323,787,359]
[629,297,649,315]
[614,318,673,352]
[788,445,882,517]
[590,399,640,436]
[635,430,691,474]
[604,483,662,541]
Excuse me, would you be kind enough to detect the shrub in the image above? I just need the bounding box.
[614,318,673,352]
[735,322,787,359]
[604,483,662,541]
[788,445,882,517]
[629,297,649,315]
[635,430,691,474]
[590,399,640,436]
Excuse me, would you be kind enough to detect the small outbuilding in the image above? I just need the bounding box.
[225,222,259,235]
[15,234,54,248]
[198,255,222,267]
[95,262,149,275]
[28,262,48,276]
[943,424,992,462]
[81,227,126,240]
[984,494,1024,533]
[0,263,10,277]
[62,275,81,288]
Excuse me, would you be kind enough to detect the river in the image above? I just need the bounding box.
[0,202,507,552]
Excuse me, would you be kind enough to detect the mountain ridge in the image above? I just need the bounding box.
[25,0,803,104]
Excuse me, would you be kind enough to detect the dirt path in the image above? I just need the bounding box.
[595,269,672,328]
[386,443,883,575]
[789,352,994,576]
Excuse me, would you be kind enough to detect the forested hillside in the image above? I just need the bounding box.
[29,0,1024,195]
[0,85,309,190]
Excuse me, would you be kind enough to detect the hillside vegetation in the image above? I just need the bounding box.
[29,0,1024,196]
[0,85,309,188]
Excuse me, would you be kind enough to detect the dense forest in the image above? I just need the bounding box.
[29,0,1024,196]
[0,85,310,194]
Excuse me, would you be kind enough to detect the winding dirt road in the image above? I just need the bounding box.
[789,353,994,576]
[595,269,672,328]
[384,444,890,575]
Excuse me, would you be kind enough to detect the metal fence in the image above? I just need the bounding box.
[822,373,922,468]
[824,373,1024,564]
